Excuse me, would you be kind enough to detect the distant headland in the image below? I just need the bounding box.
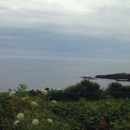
[80,73,130,82]
[95,73,130,81]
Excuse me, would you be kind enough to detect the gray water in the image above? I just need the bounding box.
[0,57,130,92]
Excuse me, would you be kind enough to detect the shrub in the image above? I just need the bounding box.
[106,82,122,92]
[121,85,130,92]
[64,80,100,93]
[1,91,130,130]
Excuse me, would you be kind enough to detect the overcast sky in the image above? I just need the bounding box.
[0,0,130,60]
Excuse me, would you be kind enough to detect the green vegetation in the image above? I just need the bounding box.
[1,81,130,129]
[48,80,130,101]
[106,82,130,92]
[64,79,130,93]
[17,84,28,92]
[0,90,70,130]
[52,97,130,130]
[0,91,130,130]
[64,80,100,93]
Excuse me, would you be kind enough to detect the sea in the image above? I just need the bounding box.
[0,57,130,92]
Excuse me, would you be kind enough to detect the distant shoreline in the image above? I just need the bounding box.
[95,73,130,82]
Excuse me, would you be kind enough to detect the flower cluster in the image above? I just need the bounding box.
[14,120,19,126]
[21,96,29,101]
[32,119,39,126]
[47,119,53,123]
[34,88,41,92]
[31,101,38,107]
[12,87,56,128]
[41,89,48,95]
[51,100,57,103]
[17,113,24,120]
[34,88,48,96]
[9,91,16,97]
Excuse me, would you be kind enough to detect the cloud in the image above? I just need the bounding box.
[0,0,130,60]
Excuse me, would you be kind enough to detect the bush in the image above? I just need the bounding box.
[106,82,122,92]
[121,85,130,92]
[1,91,130,130]
[64,80,100,93]
[52,97,130,130]
[0,91,70,130]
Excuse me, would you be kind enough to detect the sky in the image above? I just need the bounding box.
[0,0,130,60]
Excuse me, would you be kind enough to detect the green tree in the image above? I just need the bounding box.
[121,85,130,92]
[64,80,100,93]
[17,84,28,92]
[106,82,122,92]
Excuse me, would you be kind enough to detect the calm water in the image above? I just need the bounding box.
[0,57,130,92]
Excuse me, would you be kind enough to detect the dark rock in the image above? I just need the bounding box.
[95,73,130,81]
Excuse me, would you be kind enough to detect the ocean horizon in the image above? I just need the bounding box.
[0,57,130,92]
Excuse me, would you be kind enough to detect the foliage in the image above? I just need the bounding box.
[50,92,103,101]
[106,82,130,93]
[121,85,130,92]
[17,84,28,92]
[64,80,100,93]
[106,82,122,92]
[52,97,130,130]
[49,80,130,101]
[0,92,70,130]
[1,89,130,130]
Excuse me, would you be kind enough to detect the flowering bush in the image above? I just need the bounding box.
[0,91,70,130]
[1,89,130,130]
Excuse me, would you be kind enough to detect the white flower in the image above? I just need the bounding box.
[14,120,19,126]
[34,88,41,92]
[47,119,53,123]
[41,89,48,95]
[9,91,16,97]
[17,113,24,120]
[51,100,57,103]
[32,119,39,126]
[21,96,29,101]
[31,101,38,107]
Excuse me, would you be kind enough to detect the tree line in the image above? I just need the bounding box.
[64,79,130,93]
